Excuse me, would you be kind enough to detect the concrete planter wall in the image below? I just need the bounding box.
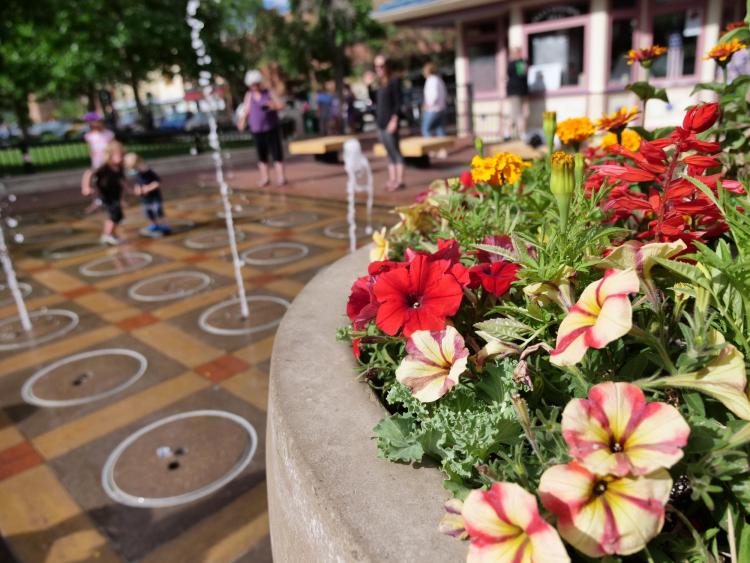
[267,247,465,562]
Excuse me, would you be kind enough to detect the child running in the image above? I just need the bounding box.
[82,140,127,245]
[124,152,171,236]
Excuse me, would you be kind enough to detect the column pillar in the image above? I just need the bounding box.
[454,21,469,136]
[588,0,608,118]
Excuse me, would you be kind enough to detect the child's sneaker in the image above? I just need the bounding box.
[100,234,121,246]
[146,224,161,233]
[157,225,172,235]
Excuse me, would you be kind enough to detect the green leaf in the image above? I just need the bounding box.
[652,257,710,288]
[691,82,725,95]
[373,414,424,463]
[683,392,705,417]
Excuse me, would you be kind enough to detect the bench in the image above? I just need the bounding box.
[288,135,354,163]
[484,140,543,161]
[373,136,455,167]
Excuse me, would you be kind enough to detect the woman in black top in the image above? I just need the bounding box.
[505,47,529,140]
[372,55,404,191]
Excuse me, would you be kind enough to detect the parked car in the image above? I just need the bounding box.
[158,112,193,131]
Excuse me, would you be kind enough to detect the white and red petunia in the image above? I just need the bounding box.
[539,462,672,558]
[562,382,690,476]
[550,269,639,366]
[395,326,468,402]
[462,482,570,563]
[598,240,686,303]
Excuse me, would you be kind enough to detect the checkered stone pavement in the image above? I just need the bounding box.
[0,188,395,562]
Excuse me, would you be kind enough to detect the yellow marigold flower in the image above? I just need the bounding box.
[705,38,748,64]
[626,45,667,67]
[600,128,641,152]
[596,106,639,133]
[556,117,595,146]
[470,152,530,187]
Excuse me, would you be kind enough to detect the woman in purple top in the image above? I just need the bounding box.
[238,70,287,186]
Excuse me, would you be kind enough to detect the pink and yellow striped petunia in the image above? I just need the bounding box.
[562,382,690,476]
[395,326,468,402]
[462,482,570,563]
[550,269,639,366]
[539,462,672,557]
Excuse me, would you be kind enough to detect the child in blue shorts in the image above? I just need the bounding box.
[124,153,171,235]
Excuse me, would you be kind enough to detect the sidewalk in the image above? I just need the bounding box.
[7,138,481,214]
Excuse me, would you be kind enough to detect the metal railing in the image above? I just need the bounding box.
[0,129,255,177]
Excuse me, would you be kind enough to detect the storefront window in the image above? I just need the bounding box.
[651,10,700,78]
[610,17,635,84]
[527,27,584,90]
[468,42,498,92]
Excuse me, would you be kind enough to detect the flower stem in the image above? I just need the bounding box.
[628,325,677,374]
[667,506,711,563]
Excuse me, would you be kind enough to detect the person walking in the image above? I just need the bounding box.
[371,54,404,191]
[421,62,447,138]
[505,47,529,140]
[238,69,287,187]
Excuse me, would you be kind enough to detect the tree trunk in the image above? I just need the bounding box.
[13,98,33,173]
[86,83,97,111]
[128,70,144,123]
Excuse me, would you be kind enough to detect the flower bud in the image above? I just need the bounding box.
[543,111,557,152]
[550,151,574,231]
[474,136,484,157]
[682,102,720,133]
[574,153,585,191]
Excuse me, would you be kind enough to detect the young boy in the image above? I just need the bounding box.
[124,152,171,236]
[82,140,127,245]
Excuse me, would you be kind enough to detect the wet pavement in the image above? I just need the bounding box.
[0,184,399,562]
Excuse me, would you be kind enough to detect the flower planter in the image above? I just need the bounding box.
[267,246,465,562]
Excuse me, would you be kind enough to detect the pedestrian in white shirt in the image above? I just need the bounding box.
[421,63,447,137]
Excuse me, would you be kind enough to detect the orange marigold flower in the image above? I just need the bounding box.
[596,107,639,133]
[626,45,667,66]
[470,152,530,187]
[724,21,747,33]
[705,38,747,64]
[556,117,595,145]
[601,129,641,152]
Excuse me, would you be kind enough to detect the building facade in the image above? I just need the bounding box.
[374,0,744,139]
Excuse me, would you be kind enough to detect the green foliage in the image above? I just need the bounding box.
[626,80,669,103]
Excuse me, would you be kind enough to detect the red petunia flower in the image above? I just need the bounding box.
[459,170,474,189]
[405,239,470,286]
[346,260,406,329]
[373,254,464,337]
[346,276,379,330]
[468,261,521,298]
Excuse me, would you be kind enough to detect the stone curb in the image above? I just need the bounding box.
[267,246,465,562]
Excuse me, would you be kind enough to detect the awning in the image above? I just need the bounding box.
[183,86,227,101]
[372,0,502,25]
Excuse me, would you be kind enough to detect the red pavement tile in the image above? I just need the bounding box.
[0,442,44,482]
[195,355,250,383]
[117,312,160,332]
[271,229,296,239]
[247,273,279,287]
[24,264,53,274]
[62,285,97,299]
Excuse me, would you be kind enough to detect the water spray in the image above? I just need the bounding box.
[186,0,249,318]
[0,184,32,331]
